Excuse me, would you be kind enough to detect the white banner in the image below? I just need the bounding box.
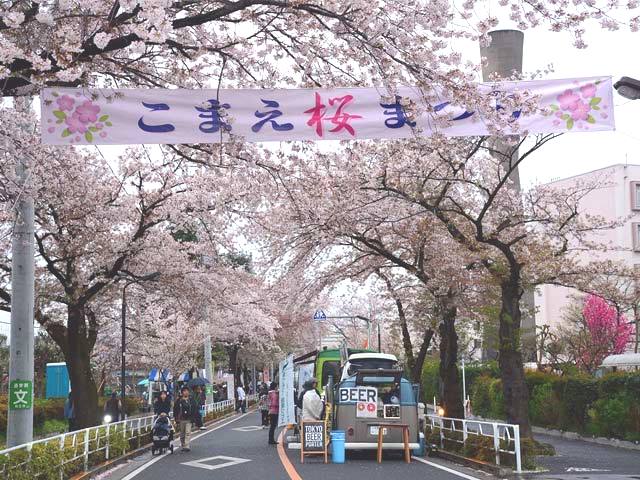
[278,354,295,427]
[40,77,614,145]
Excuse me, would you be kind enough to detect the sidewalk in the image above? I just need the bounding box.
[527,432,640,478]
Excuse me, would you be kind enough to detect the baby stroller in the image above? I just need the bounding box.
[151,415,174,455]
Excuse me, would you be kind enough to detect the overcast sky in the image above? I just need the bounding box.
[471,23,640,187]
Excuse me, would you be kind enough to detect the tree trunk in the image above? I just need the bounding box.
[227,344,241,390]
[410,328,435,385]
[499,278,533,438]
[438,294,463,419]
[66,305,100,428]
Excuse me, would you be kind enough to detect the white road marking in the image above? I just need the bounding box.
[567,467,611,472]
[232,425,264,432]
[412,456,482,480]
[120,412,250,480]
[181,455,251,471]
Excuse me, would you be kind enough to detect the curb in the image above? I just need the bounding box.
[532,426,640,452]
[428,448,513,477]
[71,409,242,480]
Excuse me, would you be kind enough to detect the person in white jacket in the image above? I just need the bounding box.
[301,378,324,421]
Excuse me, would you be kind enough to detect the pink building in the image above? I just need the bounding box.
[535,164,640,342]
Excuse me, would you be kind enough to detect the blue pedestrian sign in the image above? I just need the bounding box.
[313,310,326,321]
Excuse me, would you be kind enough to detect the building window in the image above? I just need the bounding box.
[631,182,640,210]
[634,223,640,251]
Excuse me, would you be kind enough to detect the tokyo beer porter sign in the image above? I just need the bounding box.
[40,77,615,145]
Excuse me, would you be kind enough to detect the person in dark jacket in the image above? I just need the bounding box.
[104,392,122,422]
[64,391,75,431]
[154,390,172,416]
[173,386,198,451]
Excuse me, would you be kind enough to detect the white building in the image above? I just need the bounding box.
[535,164,640,340]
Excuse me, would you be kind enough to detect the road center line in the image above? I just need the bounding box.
[412,456,481,480]
[277,427,303,480]
[120,412,250,480]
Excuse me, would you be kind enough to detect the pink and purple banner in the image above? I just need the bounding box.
[40,77,614,145]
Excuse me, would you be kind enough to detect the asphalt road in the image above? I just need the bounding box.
[529,433,640,479]
[99,411,490,480]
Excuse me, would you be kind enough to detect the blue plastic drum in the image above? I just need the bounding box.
[330,430,346,463]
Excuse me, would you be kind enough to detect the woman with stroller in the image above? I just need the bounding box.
[154,390,172,416]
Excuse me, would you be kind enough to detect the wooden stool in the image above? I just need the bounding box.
[374,423,411,464]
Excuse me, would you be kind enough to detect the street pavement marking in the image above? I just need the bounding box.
[567,467,611,472]
[412,456,481,480]
[181,455,251,471]
[277,427,303,480]
[120,412,250,480]
[232,425,264,432]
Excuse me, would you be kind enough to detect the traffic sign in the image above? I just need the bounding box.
[9,380,33,410]
[313,310,326,321]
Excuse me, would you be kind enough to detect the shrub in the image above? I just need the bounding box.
[488,379,505,419]
[471,376,493,418]
[529,383,561,427]
[463,433,495,462]
[442,429,464,453]
[421,360,440,405]
[561,376,598,431]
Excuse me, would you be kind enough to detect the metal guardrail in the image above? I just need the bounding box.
[0,397,241,479]
[426,414,522,473]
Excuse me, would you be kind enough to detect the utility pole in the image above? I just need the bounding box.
[7,96,35,447]
[204,335,213,404]
[479,30,534,360]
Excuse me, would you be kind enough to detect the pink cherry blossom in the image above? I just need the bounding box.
[600,113,608,119]
[56,94,75,111]
[74,100,100,123]
[99,131,107,138]
[65,112,88,133]
[570,101,590,121]
[579,83,597,98]
[557,89,580,111]
[47,126,55,133]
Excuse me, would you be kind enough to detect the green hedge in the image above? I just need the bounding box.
[454,366,640,442]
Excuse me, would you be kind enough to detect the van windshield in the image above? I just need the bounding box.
[347,359,397,376]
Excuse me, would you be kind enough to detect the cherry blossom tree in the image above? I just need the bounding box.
[574,294,633,372]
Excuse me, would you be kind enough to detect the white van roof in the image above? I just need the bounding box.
[347,353,397,362]
[601,353,640,367]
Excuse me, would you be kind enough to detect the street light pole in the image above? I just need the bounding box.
[119,272,160,419]
[461,356,467,419]
[121,283,128,417]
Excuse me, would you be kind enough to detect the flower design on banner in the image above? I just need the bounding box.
[546,80,607,131]
[46,91,113,143]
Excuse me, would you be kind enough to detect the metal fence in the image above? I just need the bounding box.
[426,414,522,473]
[0,397,240,479]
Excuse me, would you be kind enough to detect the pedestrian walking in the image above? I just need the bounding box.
[154,390,172,416]
[104,392,122,422]
[236,384,247,413]
[64,391,75,431]
[267,382,279,445]
[173,386,198,451]
[193,386,203,430]
[258,385,269,428]
[301,378,324,421]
